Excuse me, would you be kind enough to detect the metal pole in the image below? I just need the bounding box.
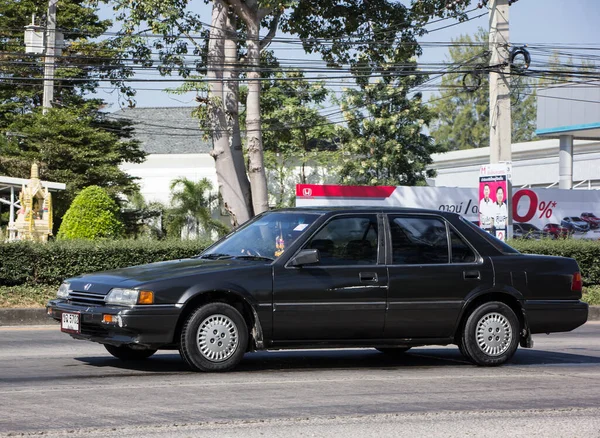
[42,0,58,115]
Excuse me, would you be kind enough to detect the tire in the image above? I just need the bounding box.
[457,341,469,359]
[104,344,157,361]
[179,302,248,372]
[376,347,411,355]
[461,301,519,366]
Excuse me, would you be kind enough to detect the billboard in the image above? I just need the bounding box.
[479,163,510,241]
[296,184,600,240]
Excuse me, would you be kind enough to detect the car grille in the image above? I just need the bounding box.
[67,291,106,306]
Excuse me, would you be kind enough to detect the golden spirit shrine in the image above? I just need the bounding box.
[13,163,53,242]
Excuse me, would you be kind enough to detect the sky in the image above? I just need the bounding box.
[95,0,600,111]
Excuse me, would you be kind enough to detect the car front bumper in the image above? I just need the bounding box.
[47,299,182,349]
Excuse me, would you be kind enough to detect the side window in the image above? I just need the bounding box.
[306,215,378,265]
[450,229,477,263]
[388,216,449,265]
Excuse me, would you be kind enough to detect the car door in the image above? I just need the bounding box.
[272,213,388,341]
[383,214,494,339]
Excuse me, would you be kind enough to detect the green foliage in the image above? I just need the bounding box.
[510,239,600,287]
[0,0,133,121]
[254,69,339,207]
[0,0,144,231]
[167,178,229,238]
[0,284,57,308]
[57,186,124,240]
[337,63,440,186]
[428,28,538,151]
[0,238,210,287]
[0,107,145,231]
[583,286,600,306]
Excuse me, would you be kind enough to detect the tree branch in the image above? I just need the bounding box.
[257,6,274,21]
[259,9,282,51]
[226,0,253,25]
[173,20,203,52]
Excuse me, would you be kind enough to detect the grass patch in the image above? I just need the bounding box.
[583,285,600,306]
[0,284,58,308]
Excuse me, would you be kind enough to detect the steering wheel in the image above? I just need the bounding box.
[241,247,262,257]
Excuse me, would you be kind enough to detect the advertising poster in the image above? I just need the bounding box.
[479,163,511,241]
[296,183,600,240]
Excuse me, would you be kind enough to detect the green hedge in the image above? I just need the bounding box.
[510,239,600,287]
[0,239,211,287]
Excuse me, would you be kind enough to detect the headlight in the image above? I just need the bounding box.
[57,282,71,298]
[105,288,154,306]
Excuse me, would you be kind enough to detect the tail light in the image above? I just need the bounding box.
[571,272,582,293]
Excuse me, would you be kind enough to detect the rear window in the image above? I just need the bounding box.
[460,217,520,255]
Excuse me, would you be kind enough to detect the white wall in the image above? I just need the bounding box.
[430,139,600,189]
[120,154,217,204]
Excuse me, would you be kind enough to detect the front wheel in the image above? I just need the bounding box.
[179,302,249,372]
[461,301,519,366]
[104,344,157,361]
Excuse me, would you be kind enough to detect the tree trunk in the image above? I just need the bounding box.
[223,9,253,216]
[245,20,269,214]
[208,1,251,227]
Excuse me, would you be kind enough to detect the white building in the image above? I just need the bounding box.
[430,139,600,190]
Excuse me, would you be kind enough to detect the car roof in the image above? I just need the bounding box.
[273,206,459,217]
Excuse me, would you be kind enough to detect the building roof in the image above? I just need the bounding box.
[108,107,212,154]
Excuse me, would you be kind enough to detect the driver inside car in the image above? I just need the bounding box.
[240,224,278,258]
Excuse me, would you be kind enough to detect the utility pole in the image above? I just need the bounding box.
[42,0,58,115]
[488,0,511,164]
[488,0,512,238]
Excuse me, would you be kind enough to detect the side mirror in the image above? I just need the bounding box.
[289,249,320,267]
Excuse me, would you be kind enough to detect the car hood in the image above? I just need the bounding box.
[67,258,268,295]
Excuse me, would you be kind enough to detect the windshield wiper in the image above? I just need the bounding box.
[196,253,234,260]
[234,255,275,262]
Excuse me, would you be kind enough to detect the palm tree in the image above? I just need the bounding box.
[168,178,229,239]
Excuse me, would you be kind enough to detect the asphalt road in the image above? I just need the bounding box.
[1,323,600,437]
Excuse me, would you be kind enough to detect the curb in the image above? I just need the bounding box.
[1,306,600,327]
[0,308,55,326]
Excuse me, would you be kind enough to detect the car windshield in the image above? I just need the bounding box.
[200,211,321,261]
[570,217,582,221]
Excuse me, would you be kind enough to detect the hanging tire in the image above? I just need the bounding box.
[376,347,411,355]
[179,302,248,372]
[104,344,157,361]
[461,301,520,366]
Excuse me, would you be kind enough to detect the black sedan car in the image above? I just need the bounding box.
[47,208,588,371]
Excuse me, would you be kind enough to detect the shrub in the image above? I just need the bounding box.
[0,238,210,287]
[583,285,600,306]
[57,186,124,240]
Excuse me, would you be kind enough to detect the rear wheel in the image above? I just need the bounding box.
[179,302,248,372]
[104,344,157,361]
[461,301,519,366]
[376,347,411,355]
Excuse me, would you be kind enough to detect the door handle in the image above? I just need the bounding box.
[463,270,481,280]
[359,272,378,282]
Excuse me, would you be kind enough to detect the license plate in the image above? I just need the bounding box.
[61,312,80,333]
